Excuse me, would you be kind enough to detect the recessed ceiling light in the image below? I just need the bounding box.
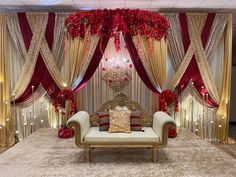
[79,7,96,11]
[42,0,61,6]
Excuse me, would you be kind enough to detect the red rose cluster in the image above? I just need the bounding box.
[53,89,76,115]
[58,126,74,138]
[168,127,177,138]
[65,9,169,51]
[159,90,179,138]
[159,90,179,113]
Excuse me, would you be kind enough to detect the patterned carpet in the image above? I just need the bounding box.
[0,128,235,177]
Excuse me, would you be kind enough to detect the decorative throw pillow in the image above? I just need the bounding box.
[130,111,142,131]
[97,112,109,131]
[108,110,131,133]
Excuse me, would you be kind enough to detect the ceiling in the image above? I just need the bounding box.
[1,0,236,12]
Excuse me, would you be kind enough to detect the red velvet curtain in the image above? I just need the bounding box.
[15,13,61,104]
[124,34,160,94]
[72,36,109,93]
[177,13,218,107]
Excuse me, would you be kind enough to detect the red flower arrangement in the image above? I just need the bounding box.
[58,125,74,139]
[159,90,179,113]
[65,9,169,51]
[168,127,177,138]
[53,89,76,115]
[159,90,179,138]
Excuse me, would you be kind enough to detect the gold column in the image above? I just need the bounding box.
[0,15,14,147]
[216,14,232,143]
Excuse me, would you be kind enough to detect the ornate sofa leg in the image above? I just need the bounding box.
[152,144,158,163]
[84,145,91,162]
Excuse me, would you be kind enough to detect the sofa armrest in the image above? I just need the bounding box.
[153,111,176,148]
[66,111,90,147]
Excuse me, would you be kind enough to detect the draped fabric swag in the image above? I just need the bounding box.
[0,12,232,145]
[216,15,232,143]
[65,33,99,89]
[124,35,161,94]
[9,13,64,104]
[132,36,167,92]
[166,13,231,143]
[5,13,66,140]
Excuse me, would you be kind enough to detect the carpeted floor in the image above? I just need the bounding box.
[0,128,235,177]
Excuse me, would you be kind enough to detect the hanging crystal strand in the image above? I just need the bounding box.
[196,114,199,136]
[12,93,18,142]
[201,86,205,139]
[40,99,43,128]
[5,100,9,146]
[205,93,209,141]
[221,116,225,143]
[213,109,216,142]
[210,108,215,143]
[200,97,204,139]
[195,100,199,135]
[180,85,183,127]
[31,85,35,133]
[191,81,194,132]
[23,112,27,139]
[188,97,191,130]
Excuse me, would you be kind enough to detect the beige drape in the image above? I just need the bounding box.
[216,15,232,143]
[206,14,228,63]
[52,13,67,72]
[5,14,27,63]
[133,36,167,92]
[65,33,99,88]
[0,15,14,146]
[165,13,185,70]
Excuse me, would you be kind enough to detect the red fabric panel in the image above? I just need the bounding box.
[179,13,190,53]
[201,13,215,48]
[17,13,32,50]
[45,12,55,50]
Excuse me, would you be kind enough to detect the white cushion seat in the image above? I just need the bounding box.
[84,127,159,142]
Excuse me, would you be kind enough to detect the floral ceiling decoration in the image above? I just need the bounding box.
[65,9,169,51]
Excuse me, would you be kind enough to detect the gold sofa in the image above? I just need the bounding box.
[67,92,176,163]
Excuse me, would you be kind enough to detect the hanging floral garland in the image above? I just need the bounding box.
[53,89,76,115]
[65,9,169,51]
